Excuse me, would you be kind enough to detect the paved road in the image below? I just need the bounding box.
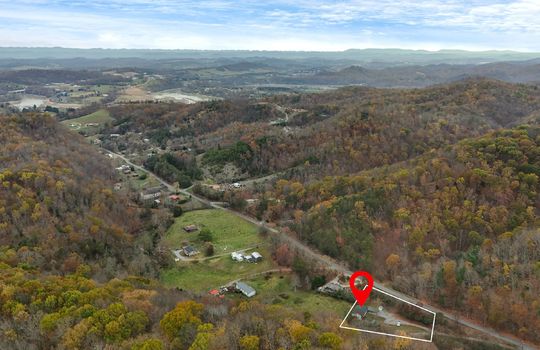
[106,150,534,350]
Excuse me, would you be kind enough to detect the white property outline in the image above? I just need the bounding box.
[339,286,437,343]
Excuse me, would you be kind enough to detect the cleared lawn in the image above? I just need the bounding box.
[127,169,161,190]
[245,274,352,316]
[61,109,113,136]
[163,209,262,253]
[161,247,275,293]
[62,109,112,125]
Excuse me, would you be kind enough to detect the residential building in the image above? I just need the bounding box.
[140,186,162,201]
[352,305,369,320]
[182,245,199,257]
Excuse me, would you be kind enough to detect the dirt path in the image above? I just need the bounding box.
[173,246,259,262]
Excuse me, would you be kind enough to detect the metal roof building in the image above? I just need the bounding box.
[235,282,256,297]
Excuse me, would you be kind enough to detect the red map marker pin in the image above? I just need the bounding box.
[349,271,374,306]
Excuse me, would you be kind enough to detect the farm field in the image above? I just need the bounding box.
[115,86,153,102]
[62,109,113,125]
[61,109,113,133]
[161,246,275,293]
[160,208,273,293]
[162,209,263,253]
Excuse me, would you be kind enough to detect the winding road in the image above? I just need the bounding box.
[106,149,534,350]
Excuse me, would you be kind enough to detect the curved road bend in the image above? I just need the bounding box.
[106,150,534,350]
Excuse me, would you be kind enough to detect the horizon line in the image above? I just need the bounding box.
[1,46,540,54]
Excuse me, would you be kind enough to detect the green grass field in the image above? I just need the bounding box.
[62,109,112,125]
[92,84,115,94]
[160,209,271,292]
[127,169,161,190]
[244,274,352,316]
[161,247,274,293]
[163,209,262,252]
[62,109,113,135]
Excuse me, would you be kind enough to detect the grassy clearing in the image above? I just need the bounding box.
[92,84,115,94]
[160,209,271,292]
[126,169,161,190]
[163,209,262,253]
[161,247,275,293]
[62,109,112,125]
[61,109,113,135]
[244,274,351,316]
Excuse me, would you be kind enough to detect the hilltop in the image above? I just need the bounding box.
[99,78,540,181]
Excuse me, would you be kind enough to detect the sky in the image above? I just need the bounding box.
[0,0,540,51]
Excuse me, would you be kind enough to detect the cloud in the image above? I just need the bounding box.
[0,1,539,50]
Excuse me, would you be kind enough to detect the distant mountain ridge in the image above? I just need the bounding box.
[1,47,540,65]
[284,61,540,87]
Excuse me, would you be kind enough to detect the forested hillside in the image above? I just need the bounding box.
[22,78,540,348]
[0,114,362,349]
[232,78,540,177]
[103,79,540,181]
[0,114,158,278]
[251,126,540,343]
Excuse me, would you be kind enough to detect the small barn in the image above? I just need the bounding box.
[183,224,198,233]
[235,282,256,298]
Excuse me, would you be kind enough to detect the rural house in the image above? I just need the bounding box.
[352,305,369,320]
[169,194,183,202]
[139,186,162,201]
[317,282,343,295]
[352,305,377,320]
[182,245,199,257]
